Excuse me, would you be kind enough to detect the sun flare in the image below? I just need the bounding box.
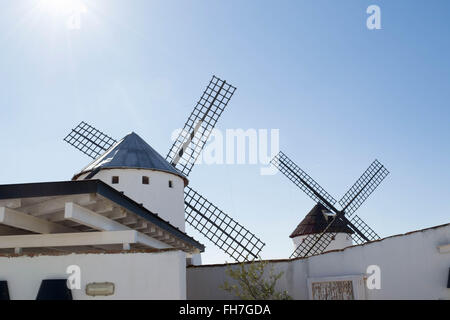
[38,0,87,16]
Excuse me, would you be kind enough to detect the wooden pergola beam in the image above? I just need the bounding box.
[65,202,126,232]
[0,199,21,209]
[64,202,170,249]
[0,230,138,249]
[0,207,73,234]
[20,194,98,217]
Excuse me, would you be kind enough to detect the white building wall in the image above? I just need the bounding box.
[77,168,186,231]
[187,224,450,300]
[292,232,353,252]
[0,250,186,300]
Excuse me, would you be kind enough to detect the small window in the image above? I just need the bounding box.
[112,176,119,184]
[142,176,149,185]
[168,180,173,188]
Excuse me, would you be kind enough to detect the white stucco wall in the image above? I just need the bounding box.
[0,250,186,300]
[187,224,450,300]
[77,168,186,231]
[292,232,353,252]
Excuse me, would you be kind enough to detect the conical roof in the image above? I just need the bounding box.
[72,132,188,185]
[289,203,354,238]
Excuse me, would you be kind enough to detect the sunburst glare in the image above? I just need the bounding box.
[38,0,86,15]
[37,0,87,29]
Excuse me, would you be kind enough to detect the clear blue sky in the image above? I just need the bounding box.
[0,0,449,264]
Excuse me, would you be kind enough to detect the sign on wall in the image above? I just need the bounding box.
[311,280,354,300]
[307,275,366,300]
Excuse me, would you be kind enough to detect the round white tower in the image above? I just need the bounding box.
[73,132,188,232]
[290,203,353,253]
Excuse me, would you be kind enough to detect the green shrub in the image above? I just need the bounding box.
[220,259,292,300]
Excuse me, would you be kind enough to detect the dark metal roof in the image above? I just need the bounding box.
[0,180,204,251]
[290,203,354,238]
[72,132,188,185]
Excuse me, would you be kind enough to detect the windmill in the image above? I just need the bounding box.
[64,75,265,261]
[271,151,389,258]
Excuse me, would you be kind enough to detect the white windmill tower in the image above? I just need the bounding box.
[289,203,353,252]
[64,76,265,263]
[72,132,189,231]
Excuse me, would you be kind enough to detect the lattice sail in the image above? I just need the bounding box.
[271,151,337,211]
[348,214,380,244]
[339,159,389,216]
[167,76,236,177]
[184,186,265,261]
[278,155,388,258]
[64,121,117,159]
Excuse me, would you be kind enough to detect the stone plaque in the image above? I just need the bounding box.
[311,280,354,300]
